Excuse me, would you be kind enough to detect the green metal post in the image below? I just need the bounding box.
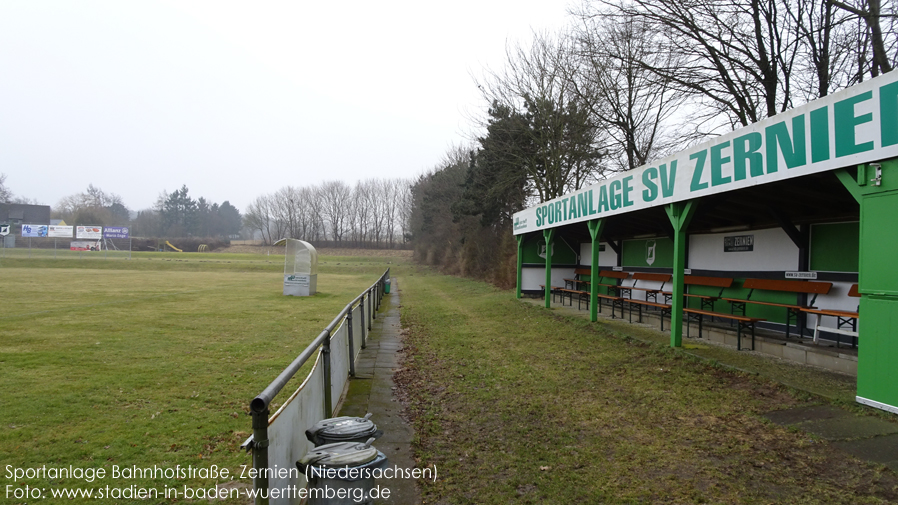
[543,228,555,309]
[516,234,525,299]
[665,200,698,348]
[587,219,605,322]
[250,408,270,505]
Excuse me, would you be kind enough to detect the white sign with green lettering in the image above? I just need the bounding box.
[513,71,898,235]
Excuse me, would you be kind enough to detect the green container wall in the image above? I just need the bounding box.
[857,295,898,409]
[622,238,674,268]
[856,159,898,410]
[810,222,860,272]
[521,234,578,264]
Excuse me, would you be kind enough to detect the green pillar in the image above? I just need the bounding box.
[840,160,898,414]
[665,200,698,348]
[516,234,524,299]
[543,228,555,309]
[587,219,605,322]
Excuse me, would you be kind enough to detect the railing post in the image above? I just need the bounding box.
[322,329,333,416]
[368,289,373,328]
[372,286,377,320]
[347,307,356,377]
[360,292,367,348]
[250,407,270,505]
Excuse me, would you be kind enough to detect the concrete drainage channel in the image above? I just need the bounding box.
[763,405,898,471]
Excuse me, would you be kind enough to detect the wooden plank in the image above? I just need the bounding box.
[742,278,832,295]
[684,308,765,323]
[632,272,672,283]
[684,275,733,288]
[801,308,859,318]
[598,270,629,279]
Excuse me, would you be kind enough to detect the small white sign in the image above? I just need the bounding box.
[612,266,623,271]
[785,271,818,279]
[684,269,692,275]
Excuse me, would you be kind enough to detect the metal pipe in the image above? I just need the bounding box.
[251,407,270,505]
[322,329,332,416]
[347,304,355,377]
[250,329,329,413]
[360,291,367,348]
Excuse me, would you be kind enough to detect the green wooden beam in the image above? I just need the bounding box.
[587,219,605,322]
[543,228,555,309]
[834,167,863,203]
[665,200,698,348]
[516,234,525,299]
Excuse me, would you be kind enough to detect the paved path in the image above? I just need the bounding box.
[338,278,420,505]
[763,405,898,472]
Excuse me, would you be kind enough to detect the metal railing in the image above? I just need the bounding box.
[243,268,389,505]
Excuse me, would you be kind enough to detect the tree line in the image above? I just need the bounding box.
[243,178,412,248]
[407,0,897,286]
[48,183,243,240]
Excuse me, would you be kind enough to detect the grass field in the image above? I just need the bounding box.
[396,268,898,504]
[0,251,403,504]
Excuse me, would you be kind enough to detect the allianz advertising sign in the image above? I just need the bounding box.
[513,71,898,235]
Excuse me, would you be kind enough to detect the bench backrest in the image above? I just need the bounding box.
[685,275,734,288]
[598,270,629,280]
[574,268,591,277]
[742,278,832,295]
[632,272,672,283]
[848,284,860,297]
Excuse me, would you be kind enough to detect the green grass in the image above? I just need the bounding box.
[0,252,398,504]
[397,268,898,504]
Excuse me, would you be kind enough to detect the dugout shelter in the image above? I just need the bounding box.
[513,71,898,415]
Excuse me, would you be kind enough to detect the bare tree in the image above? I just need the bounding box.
[569,12,691,171]
[318,180,352,243]
[0,173,12,203]
[831,0,895,77]
[596,0,803,128]
[243,194,284,245]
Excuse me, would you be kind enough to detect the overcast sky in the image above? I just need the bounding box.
[0,0,573,212]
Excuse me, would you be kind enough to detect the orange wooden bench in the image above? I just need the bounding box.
[563,268,593,290]
[723,278,832,339]
[801,284,860,347]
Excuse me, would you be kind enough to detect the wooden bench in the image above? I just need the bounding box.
[662,275,735,311]
[541,284,624,318]
[596,270,630,296]
[625,298,672,331]
[684,308,766,351]
[801,284,860,347]
[563,268,593,290]
[723,278,832,339]
[614,272,672,302]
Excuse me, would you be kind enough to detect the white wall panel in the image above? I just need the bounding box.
[689,227,799,271]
